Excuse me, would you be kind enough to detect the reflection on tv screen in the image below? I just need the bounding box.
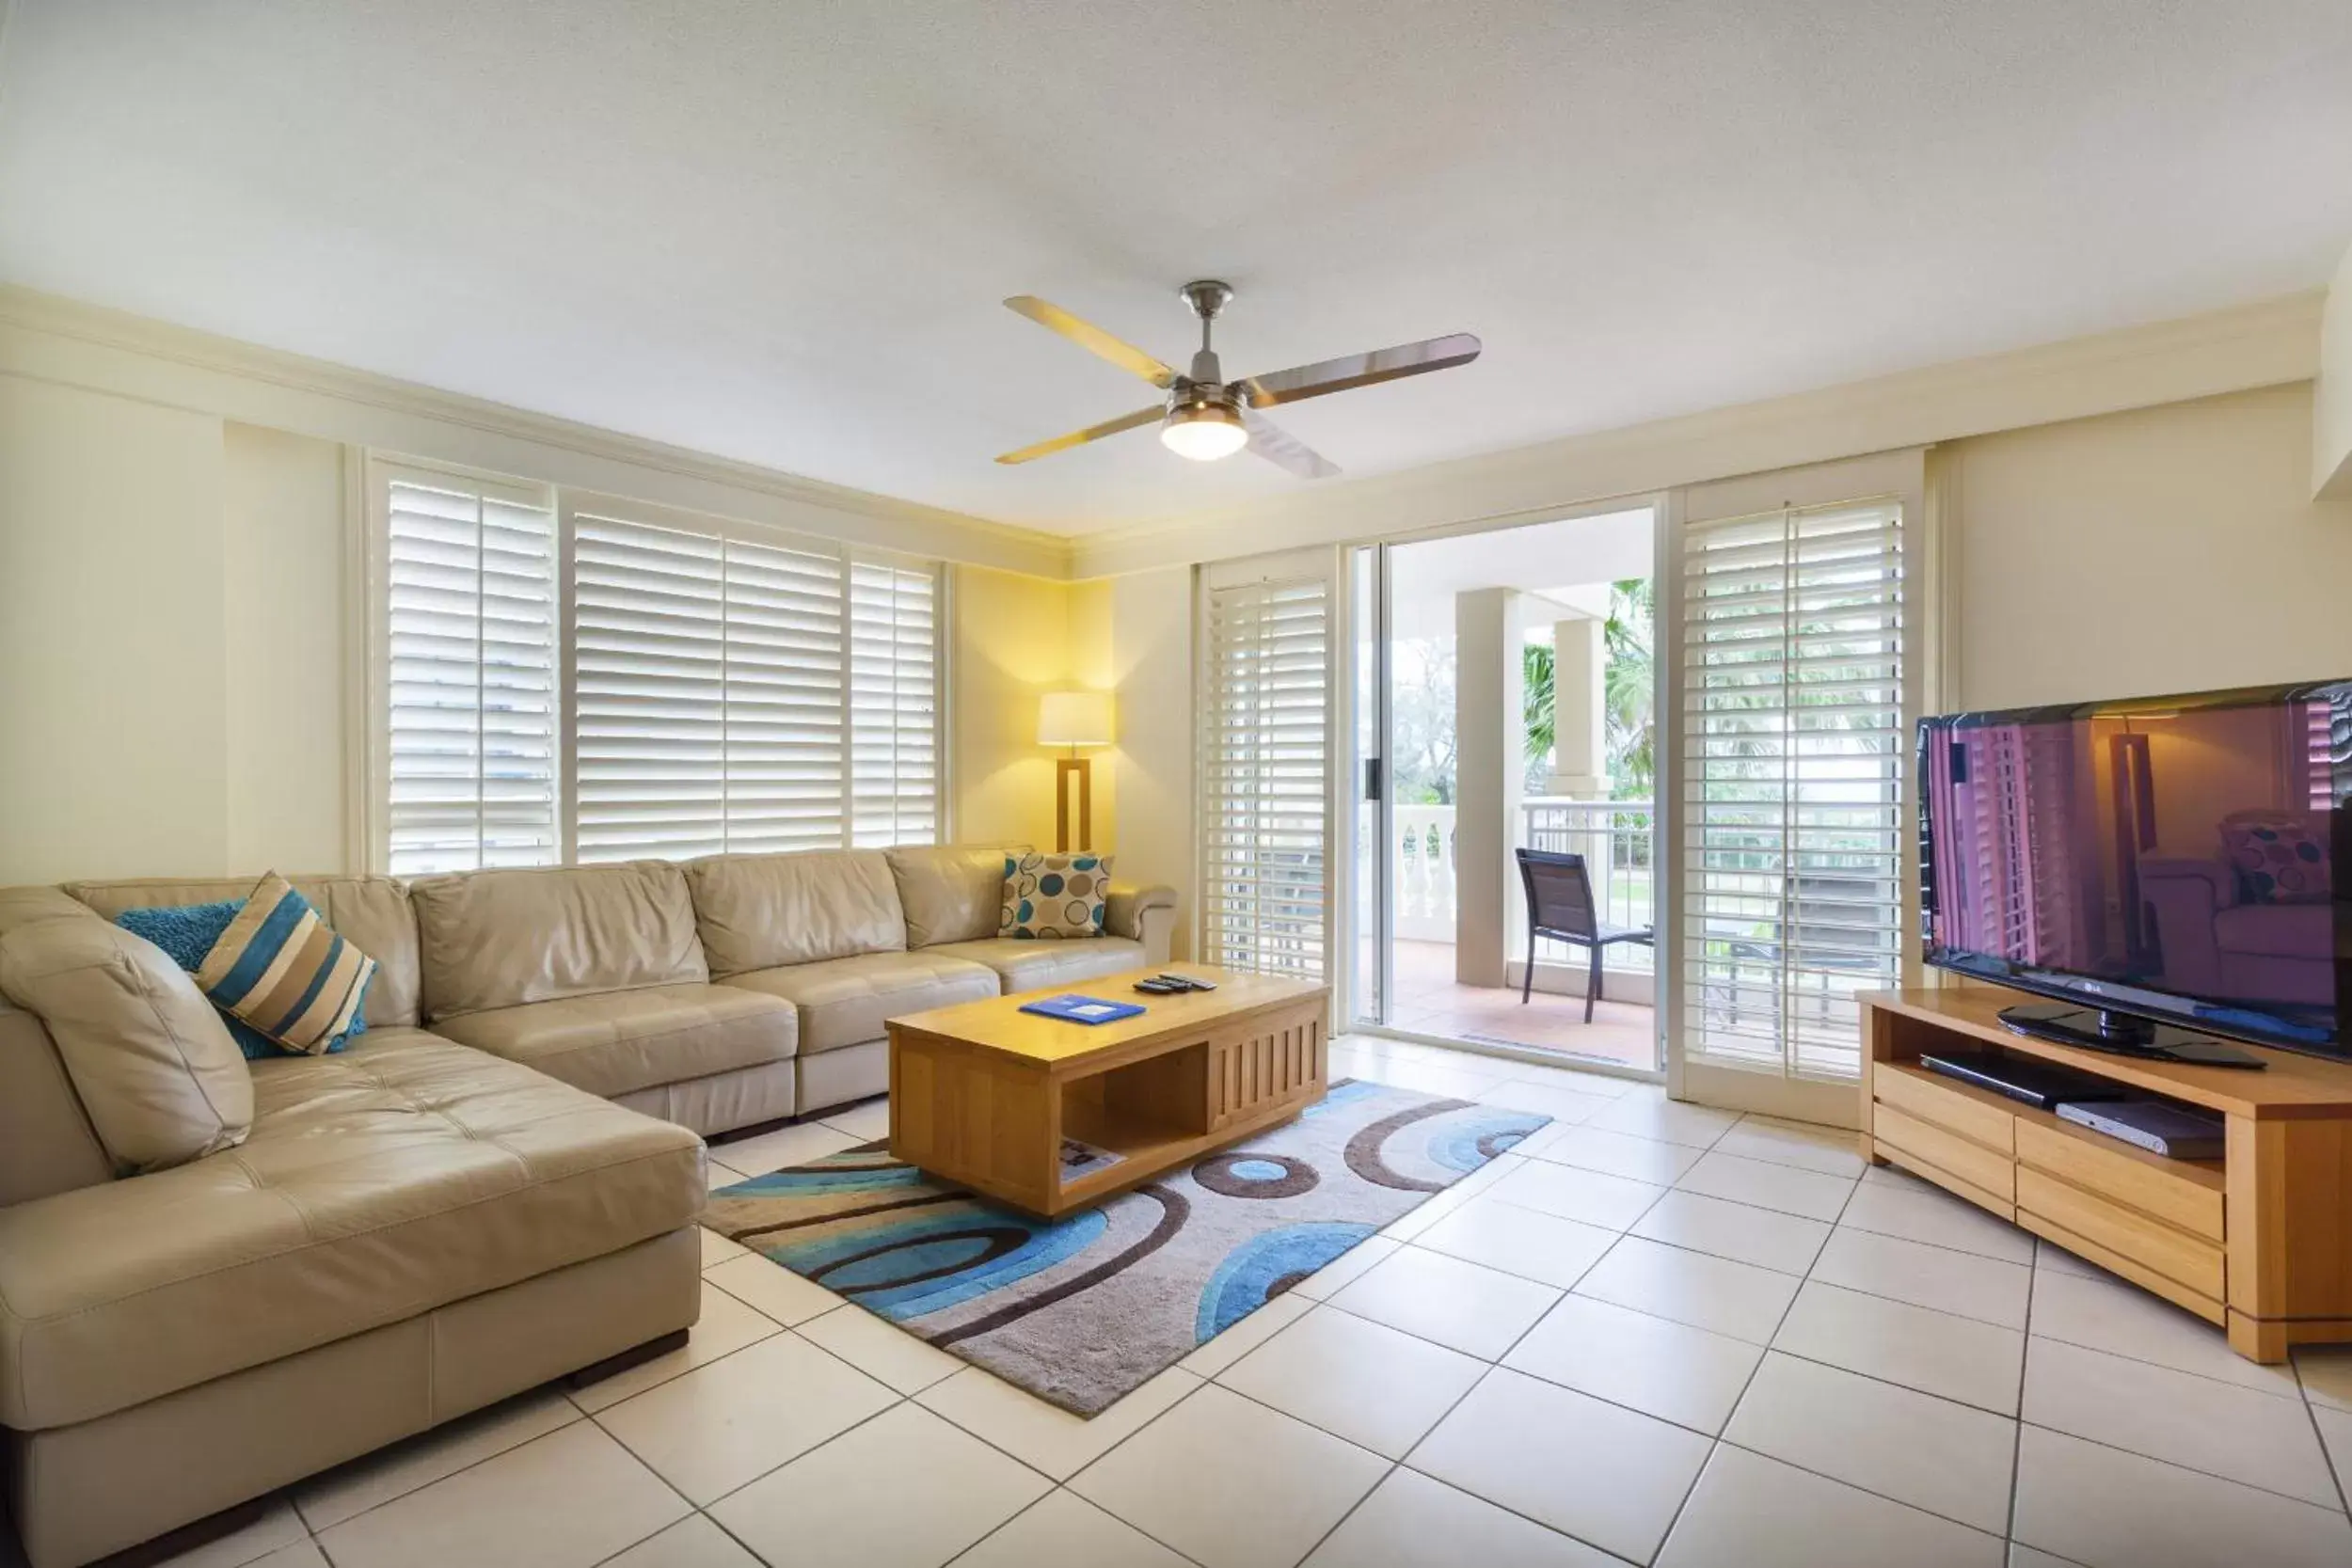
[1922,690,2344,1048]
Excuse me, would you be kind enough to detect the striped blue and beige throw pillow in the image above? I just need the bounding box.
[192,872,377,1056]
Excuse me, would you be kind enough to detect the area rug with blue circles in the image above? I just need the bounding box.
[705,1079,1548,1415]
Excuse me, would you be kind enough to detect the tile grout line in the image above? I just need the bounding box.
[1636,1157,1863,1559]
[2292,1354,2352,1517]
[2008,1246,2042,1550]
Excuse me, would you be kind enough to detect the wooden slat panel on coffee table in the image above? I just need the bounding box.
[887,966,1329,1216]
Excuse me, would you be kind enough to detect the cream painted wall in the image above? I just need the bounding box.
[1950,383,2352,709]
[0,383,358,883]
[1066,578,1118,853]
[1104,566,1194,959]
[1,377,231,880]
[952,565,1078,853]
[223,422,349,872]
[2318,243,2352,500]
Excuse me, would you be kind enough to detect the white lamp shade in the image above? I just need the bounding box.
[1039,690,1114,748]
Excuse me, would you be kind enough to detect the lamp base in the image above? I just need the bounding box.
[1056,756,1092,853]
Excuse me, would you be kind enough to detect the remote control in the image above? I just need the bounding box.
[1163,974,1216,990]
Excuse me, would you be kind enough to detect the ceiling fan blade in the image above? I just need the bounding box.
[1241,406,1342,480]
[994,404,1164,466]
[1237,332,1482,408]
[1004,295,1177,388]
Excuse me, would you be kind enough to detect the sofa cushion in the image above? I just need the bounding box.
[1002,851,1115,939]
[118,873,379,1059]
[426,981,798,1099]
[0,1027,704,1432]
[411,861,707,1020]
[67,875,421,1029]
[683,849,906,974]
[115,898,299,1059]
[0,915,254,1175]
[924,936,1149,994]
[885,845,1013,947]
[723,951,998,1053]
[0,890,116,1207]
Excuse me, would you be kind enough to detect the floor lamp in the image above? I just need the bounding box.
[1039,690,1113,853]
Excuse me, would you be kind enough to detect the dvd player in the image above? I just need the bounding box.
[1918,1046,2128,1111]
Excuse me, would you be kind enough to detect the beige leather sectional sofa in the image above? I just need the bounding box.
[0,846,1176,1567]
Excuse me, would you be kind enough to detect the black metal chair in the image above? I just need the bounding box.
[1516,847,1656,1021]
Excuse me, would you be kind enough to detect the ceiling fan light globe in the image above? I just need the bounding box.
[1160,401,1248,461]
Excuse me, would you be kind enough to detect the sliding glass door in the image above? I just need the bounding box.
[1338,512,1663,1075]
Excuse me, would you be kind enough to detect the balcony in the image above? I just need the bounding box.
[1383,798,1656,1070]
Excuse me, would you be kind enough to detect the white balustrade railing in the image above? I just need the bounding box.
[1394,804,1457,941]
[1387,798,1656,975]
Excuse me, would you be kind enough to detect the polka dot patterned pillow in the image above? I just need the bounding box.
[2220,812,2330,905]
[1002,852,1114,939]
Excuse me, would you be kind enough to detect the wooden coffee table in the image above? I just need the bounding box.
[886,965,1329,1216]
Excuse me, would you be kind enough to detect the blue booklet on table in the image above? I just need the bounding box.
[1018,993,1146,1025]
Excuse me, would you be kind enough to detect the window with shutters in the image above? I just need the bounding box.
[374,466,561,876]
[1201,578,1330,978]
[1679,499,1904,1081]
[571,511,854,861]
[373,465,942,870]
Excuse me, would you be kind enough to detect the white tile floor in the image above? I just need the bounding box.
[127,1041,2352,1568]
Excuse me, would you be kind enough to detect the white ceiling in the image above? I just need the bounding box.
[1390,507,1651,639]
[3,2,2348,538]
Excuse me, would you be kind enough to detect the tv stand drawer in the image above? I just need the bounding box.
[2017,1166,2227,1300]
[2014,1118,2223,1242]
[1872,1103,2015,1201]
[1874,1063,2016,1153]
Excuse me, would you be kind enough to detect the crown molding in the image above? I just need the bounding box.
[1071,290,2327,578]
[9,281,2323,585]
[0,284,1076,578]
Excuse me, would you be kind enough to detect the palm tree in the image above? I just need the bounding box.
[1603,578,1654,799]
[1523,639,1553,786]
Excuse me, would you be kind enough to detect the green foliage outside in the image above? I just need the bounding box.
[1521,578,1653,800]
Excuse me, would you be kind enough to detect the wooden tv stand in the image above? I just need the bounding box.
[1860,987,2352,1362]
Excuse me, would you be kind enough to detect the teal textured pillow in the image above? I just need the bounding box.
[1001,852,1113,940]
[116,894,371,1060]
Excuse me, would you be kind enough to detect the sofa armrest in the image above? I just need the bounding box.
[1105,883,1180,966]
[2138,855,2234,905]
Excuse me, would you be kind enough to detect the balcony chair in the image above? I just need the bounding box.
[1516,847,1655,1022]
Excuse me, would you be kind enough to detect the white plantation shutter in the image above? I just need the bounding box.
[727,540,857,851]
[1201,578,1330,978]
[1680,500,1905,1081]
[572,511,868,860]
[849,562,941,847]
[572,515,728,860]
[380,471,560,875]
[377,469,942,871]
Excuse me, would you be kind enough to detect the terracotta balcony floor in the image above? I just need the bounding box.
[1384,938,1657,1071]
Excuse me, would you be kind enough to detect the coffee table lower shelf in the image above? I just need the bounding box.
[887,974,1328,1217]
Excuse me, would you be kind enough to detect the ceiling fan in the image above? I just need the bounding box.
[995,280,1480,479]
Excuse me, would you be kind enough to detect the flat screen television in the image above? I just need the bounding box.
[1918,681,2349,1061]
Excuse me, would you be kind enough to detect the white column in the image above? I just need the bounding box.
[1545,611,1609,799]
[1454,588,1525,988]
